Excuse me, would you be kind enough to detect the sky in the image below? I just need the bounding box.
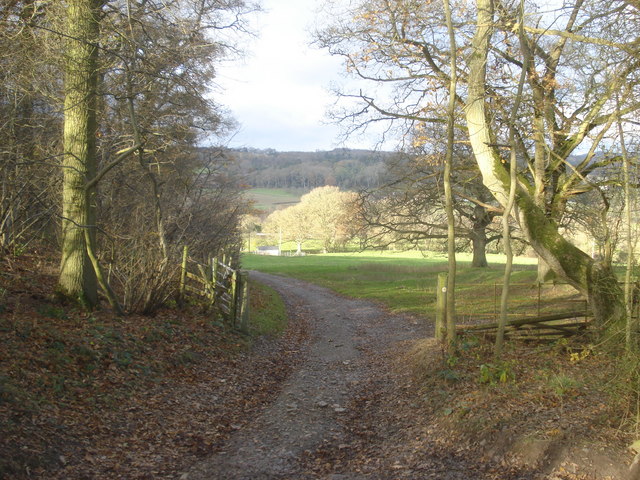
[214,0,376,152]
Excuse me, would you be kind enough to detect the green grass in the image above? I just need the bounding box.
[248,279,288,337]
[242,251,585,321]
[245,188,302,212]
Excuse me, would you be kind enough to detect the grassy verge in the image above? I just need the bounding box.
[248,279,288,337]
[242,251,583,320]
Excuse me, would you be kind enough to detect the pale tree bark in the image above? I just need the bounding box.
[496,0,528,358]
[58,0,102,307]
[443,0,458,350]
[466,0,625,339]
[618,98,637,353]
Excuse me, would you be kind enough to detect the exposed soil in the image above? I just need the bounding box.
[183,272,633,480]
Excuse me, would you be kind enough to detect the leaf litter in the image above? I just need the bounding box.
[0,253,634,479]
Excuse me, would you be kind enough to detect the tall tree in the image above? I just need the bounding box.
[618,99,638,353]
[465,0,638,337]
[496,0,528,357]
[442,0,458,348]
[58,0,102,306]
[359,151,503,267]
[0,1,254,313]
[319,0,640,339]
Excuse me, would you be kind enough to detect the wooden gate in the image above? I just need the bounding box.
[178,246,249,331]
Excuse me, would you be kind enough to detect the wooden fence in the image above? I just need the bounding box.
[435,274,640,341]
[178,246,249,332]
[435,272,592,341]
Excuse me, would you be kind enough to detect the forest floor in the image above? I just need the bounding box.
[0,252,636,479]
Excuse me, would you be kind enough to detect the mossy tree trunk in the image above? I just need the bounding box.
[466,0,625,339]
[58,0,102,307]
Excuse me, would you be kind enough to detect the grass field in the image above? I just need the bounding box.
[242,251,586,322]
[245,188,302,212]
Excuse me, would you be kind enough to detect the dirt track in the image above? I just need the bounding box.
[182,271,424,479]
[183,272,587,480]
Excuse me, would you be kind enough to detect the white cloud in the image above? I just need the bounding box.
[213,0,375,151]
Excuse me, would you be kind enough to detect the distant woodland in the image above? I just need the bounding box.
[224,148,395,190]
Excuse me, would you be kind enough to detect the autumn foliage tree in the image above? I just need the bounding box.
[264,186,360,254]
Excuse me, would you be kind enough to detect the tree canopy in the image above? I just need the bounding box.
[317,0,640,343]
[263,186,360,254]
[0,0,256,313]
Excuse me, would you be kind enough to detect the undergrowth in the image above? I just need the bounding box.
[0,251,291,478]
[406,335,628,449]
[248,279,288,337]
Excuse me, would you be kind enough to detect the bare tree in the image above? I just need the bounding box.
[360,151,503,267]
[319,0,640,340]
[1,0,256,312]
[0,1,61,253]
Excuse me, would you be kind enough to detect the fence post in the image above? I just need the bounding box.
[209,257,218,308]
[436,273,447,342]
[238,271,250,333]
[230,269,238,326]
[537,282,542,318]
[179,245,188,304]
[212,257,218,287]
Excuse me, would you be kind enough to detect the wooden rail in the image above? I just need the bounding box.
[457,311,592,340]
[178,246,249,331]
[435,274,593,341]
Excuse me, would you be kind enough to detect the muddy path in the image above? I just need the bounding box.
[182,272,535,480]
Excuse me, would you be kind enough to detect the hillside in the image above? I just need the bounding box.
[225,147,396,190]
[245,188,302,214]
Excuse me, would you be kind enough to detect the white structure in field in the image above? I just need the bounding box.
[256,245,280,256]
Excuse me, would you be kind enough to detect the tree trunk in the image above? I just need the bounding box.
[465,0,625,338]
[470,205,492,268]
[618,101,638,353]
[536,258,556,283]
[470,231,488,268]
[496,0,527,358]
[443,0,458,350]
[58,0,101,307]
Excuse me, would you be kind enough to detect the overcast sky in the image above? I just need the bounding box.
[214,0,377,152]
